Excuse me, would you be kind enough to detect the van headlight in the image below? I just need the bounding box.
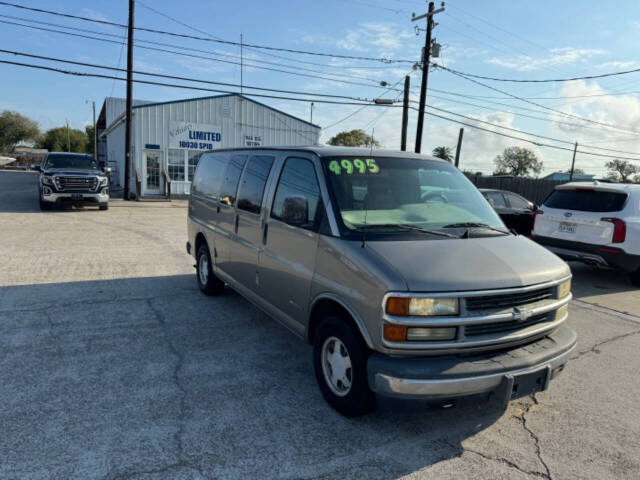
[557,279,571,299]
[386,297,459,316]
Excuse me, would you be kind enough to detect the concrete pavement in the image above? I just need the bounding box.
[1,171,639,479]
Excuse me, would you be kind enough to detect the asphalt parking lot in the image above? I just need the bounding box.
[1,170,639,480]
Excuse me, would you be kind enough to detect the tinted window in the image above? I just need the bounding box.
[272,157,321,230]
[545,189,627,212]
[44,155,97,169]
[237,155,275,214]
[193,153,230,200]
[485,191,507,208]
[219,155,247,206]
[506,193,530,209]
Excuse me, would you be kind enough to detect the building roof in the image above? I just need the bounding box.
[542,172,595,181]
[131,93,321,129]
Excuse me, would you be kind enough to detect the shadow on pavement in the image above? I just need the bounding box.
[0,274,506,479]
[569,261,636,299]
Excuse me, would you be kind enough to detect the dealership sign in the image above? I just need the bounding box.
[169,121,222,150]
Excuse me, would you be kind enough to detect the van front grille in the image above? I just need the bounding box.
[465,287,553,311]
[464,313,551,337]
[55,176,97,192]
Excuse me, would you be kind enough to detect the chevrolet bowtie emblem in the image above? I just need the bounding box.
[513,307,532,321]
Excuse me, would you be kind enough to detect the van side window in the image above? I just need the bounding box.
[271,157,321,231]
[237,155,275,214]
[219,154,247,206]
[194,153,230,201]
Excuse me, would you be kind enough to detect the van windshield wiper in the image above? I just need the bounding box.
[354,223,458,238]
[442,222,510,235]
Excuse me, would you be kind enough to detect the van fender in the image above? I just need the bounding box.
[308,293,374,349]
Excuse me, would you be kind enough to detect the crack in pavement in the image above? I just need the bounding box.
[512,394,553,480]
[571,299,640,325]
[570,329,640,361]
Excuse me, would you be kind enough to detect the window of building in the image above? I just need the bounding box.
[188,150,201,181]
[168,149,185,181]
[237,155,275,214]
[219,154,247,206]
[271,157,321,230]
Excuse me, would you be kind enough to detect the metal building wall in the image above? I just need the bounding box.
[133,94,320,196]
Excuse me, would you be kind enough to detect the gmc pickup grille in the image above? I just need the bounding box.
[56,176,97,192]
[465,287,553,311]
[464,312,551,337]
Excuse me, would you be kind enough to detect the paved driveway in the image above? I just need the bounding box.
[1,171,639,479]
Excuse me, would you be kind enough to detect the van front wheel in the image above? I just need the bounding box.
[313,316,375,417]
[196,244,224,295]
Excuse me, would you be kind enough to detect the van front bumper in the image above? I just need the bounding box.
[368,325,576,402]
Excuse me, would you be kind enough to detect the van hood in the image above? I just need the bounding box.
[366,234,570,292]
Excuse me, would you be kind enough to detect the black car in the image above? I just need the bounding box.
[480,188,536,235]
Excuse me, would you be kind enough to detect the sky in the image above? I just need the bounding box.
[2,0,640,176]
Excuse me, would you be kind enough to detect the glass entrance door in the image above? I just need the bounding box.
[144,151,163,194]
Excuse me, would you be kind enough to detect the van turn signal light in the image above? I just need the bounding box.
[383,324,407,342]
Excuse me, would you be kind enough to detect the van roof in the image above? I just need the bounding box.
[206,145,447,161]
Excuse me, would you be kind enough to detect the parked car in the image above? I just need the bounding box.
[31,152,110,210]
[481,188,536,236]
[532,181,640,286]
[187,146,575,416]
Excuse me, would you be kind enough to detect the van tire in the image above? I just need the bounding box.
[630,269,640,287]
[313,316,375,417]
[196,244,224,295]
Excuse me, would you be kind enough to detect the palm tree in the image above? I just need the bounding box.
[432,146,453,163]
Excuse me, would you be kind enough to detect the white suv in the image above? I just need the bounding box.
[532,181,640,286]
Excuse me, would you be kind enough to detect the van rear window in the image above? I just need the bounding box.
[544,189,627,212]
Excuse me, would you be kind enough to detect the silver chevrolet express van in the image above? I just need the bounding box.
[187,146,576,416]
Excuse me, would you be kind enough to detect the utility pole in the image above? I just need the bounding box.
[240,33,243,97]
[569,142,578,181]
[454,127,464,167]
[124,0,134,201]
[401,75,410,151]
[310,102,314,124]
[66,119,70,152]
[92,101,97,163]
[412,1,444,153]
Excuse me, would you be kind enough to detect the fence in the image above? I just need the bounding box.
[466,175,565,205]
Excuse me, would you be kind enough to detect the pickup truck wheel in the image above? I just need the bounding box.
[313,317,375,417]
[630,269,640,287]
[99,204,109,211]
[196,244,224,295]
[39,198,52,210]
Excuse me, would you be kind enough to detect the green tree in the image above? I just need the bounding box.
[85,124,95,154]
[493,147,543,177]
[432,146,453,162]
[605,159,638,183]
[328,129,380,147]
[37,126,88,153]
[0,110,40,152]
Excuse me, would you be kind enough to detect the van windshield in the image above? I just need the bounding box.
[44,155,98,170]
[322,156,504,235]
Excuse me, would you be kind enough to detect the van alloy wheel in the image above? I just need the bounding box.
[321,336,353,396]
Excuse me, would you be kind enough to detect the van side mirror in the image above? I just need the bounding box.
[282,196,309,226]
[30,164,41,172]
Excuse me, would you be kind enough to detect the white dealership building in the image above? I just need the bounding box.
[97,94,320,197]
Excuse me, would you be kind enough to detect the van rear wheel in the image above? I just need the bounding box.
[196,244,224,295]
[313,316,375,417]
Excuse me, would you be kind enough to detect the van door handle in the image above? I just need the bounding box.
[262,223,269,245]
[234,214,239,234]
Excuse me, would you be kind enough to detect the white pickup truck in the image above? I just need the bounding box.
[532,181,640,286]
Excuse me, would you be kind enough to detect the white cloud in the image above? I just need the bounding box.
[80,8,109,22]
[595,60,640,70]
[336,23,413,57]
[486,47,606,72]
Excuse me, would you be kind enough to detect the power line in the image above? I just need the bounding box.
[0,19,400,91]
[436,64,640,135]
[437,62,640,84]
[0,1,415,63]
[0,48,392,103]
[0,58,408,108]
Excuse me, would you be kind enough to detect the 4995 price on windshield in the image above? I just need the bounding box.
[328,158,380,175]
